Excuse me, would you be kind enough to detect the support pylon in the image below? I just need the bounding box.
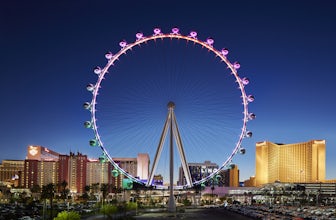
[146,101,193,212]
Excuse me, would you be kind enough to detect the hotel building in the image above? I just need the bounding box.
[86,158,112,187]
[24,146,59,189]
[112,153,150,188]
[178,160,218,186]
[18,145,151,194]
[136,153,150,181]
[221,164,240,187]
[243,176,256,187]
[178,161,240,187]
[58,152,88,193]
[255,140,326,186]
[0,160,24,187]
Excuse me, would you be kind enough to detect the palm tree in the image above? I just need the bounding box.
[91,183,100,205]
[19,190,29,204]
[248,191,253,205]
[92,183,100,194]
[112,186,117,201]
[30,184,41,201]
[59,180,69,202]
[244,192,248,204]
[84,185,91,194]
[41,183,55,220]
[81,185,91,202]
[31,184,41,193]
[100,183,110,205]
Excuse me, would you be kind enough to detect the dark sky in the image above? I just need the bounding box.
[1,0,335,181]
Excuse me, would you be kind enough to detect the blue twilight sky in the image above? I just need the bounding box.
[1,0,335,181]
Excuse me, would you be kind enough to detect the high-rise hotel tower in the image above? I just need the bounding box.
[255,140,325,186]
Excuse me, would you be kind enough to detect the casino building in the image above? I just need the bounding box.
[177,160,240,187]
[178,160,218,186]
[20,145,150,194]
[255,140,326,186]
[24,146,60,189]
[0,160,24,187]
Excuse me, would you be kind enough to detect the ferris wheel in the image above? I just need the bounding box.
[83,27,255,190]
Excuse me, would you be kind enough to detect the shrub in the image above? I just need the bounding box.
[101,204,118,215]
[126,202,137,211]
[53,211,80,220]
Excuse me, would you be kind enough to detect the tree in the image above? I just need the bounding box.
[19,190,29,204]
[84,185,91,193]
[59,180,69,201]
[112,186,118,200]
[112,186,122,201]
[92,183,100,194]
[100,183,110,205]
[81,185,91,202]
[41,183,55,220]
[30,184,41,201]
[31,184,41,193]
[3,188,11,200]
[248,191,254,205]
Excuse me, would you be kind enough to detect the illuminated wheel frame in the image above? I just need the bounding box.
[84,27,255,189]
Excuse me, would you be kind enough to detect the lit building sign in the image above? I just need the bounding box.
[29,146,39,156]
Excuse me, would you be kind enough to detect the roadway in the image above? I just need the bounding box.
[83,207,255,220]
[134,207,254,220]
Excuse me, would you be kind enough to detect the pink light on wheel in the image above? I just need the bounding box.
[119,40,127,48]
[221,48,229,56]
[136,32,143,40]
[189,31,197,38]
[105,51,113,60]
[153,28,161,35]
[233,62,240,69]
[171,27,179,34]
[247,95,255,102]
[241,77,249,85]
[206,37,214,46]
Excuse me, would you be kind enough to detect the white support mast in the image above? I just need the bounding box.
[146,101,192,212]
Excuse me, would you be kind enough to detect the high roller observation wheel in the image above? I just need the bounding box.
[84,27,256,189]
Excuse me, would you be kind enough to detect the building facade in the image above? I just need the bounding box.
[0,160,24,187]
[86,158,111,187]
[58,152,88,194]
[23,159,58,190]
[255,140,326,186]
[178,161,240,187]
[112,153,150,188]
[136,153,150,181]
[23,146,59,189]
[220,164,240,187]
[178,161,219,186]
[2,145,151,194]
[38,160,58,187]
[26,145,59,161]
[243,176,256,187]
[23,159,39,189]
